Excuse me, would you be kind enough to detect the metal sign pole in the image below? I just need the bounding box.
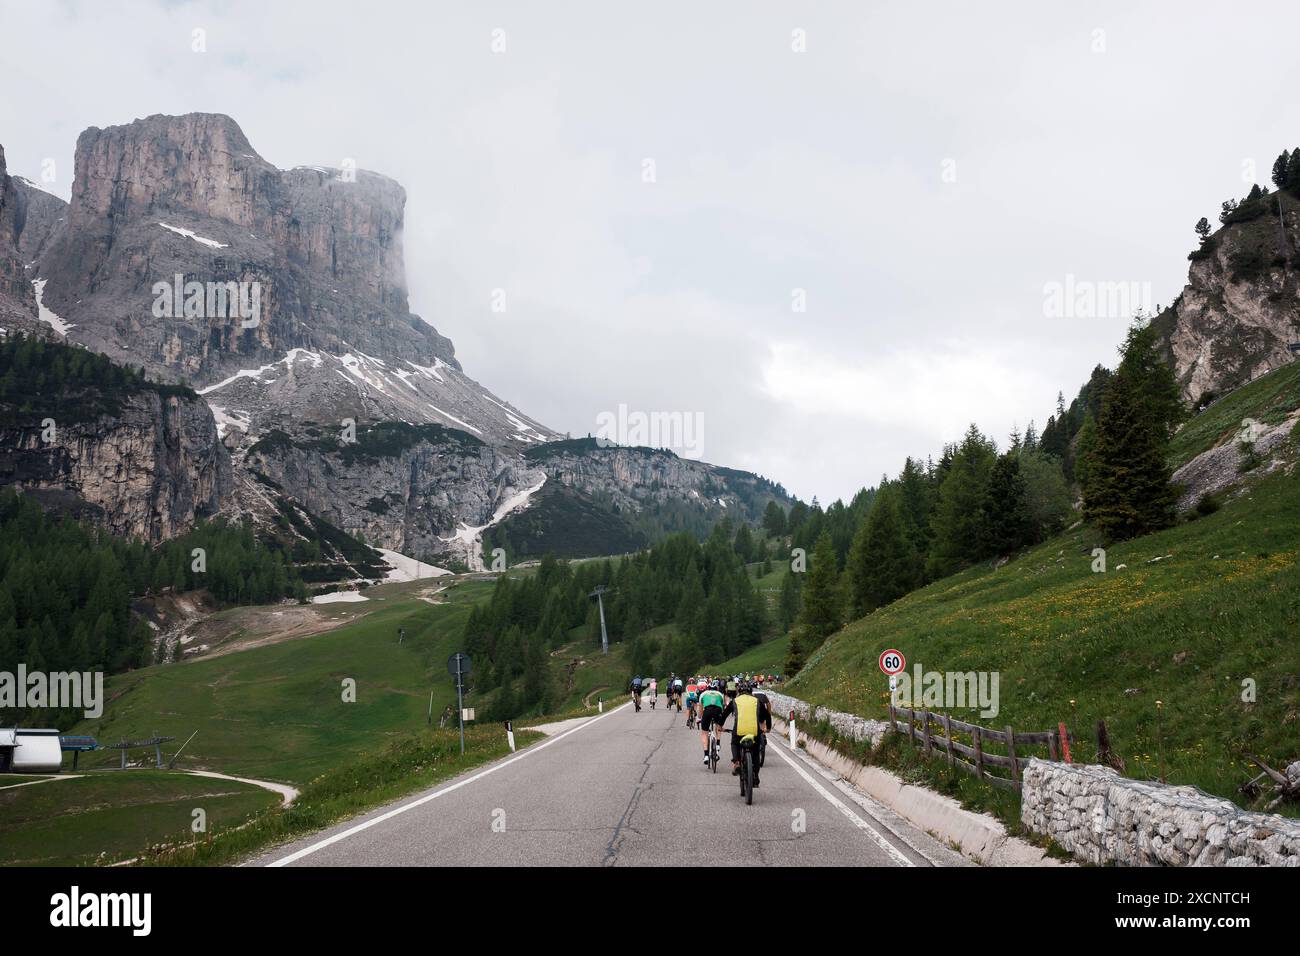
[456,657,465,755]
[597,591,608,654]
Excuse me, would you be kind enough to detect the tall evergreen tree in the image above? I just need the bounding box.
[926,425,997,578]
[982,452,1036,556]
[796,532,841,649]
[762,500,787,537]
[1081,323,1181,540]
[847,486,920,616]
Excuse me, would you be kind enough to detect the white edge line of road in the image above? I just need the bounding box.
[265,702,631,867]
[770,738,916,867]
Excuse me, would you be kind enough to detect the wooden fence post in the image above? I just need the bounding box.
[973,725,984,779]
[888,702,896,733]
[1047,727,1059,762]
[943,713,955,768]
[1007,725,1019,784]
[923,710,933,756]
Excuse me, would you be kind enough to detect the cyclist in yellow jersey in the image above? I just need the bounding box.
[719,680,771,784]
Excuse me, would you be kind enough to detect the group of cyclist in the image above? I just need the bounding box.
[628,671,776,783]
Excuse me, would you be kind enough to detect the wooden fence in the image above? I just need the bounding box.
[888,704,1074,792]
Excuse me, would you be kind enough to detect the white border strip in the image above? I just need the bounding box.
[771,740,915,867]
[266,703,629,866]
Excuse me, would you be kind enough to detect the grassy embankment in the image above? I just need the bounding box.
[788,365,1300,825]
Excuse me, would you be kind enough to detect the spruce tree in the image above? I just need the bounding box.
[848,486,920,615]
[1081,324,1181,540]
[762,500,787,537]
[926,425,997,577]
[1273,150,1291,190]
[796,532,841,649]
[982,452,1036,556]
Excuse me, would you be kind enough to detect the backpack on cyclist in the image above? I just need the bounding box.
[733,693,760,739]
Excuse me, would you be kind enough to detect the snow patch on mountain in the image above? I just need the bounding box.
[31,279,73,335]
[440,476,547,570]
[158,221,228,249]
[375,548,452,582]
[198,361,283,395]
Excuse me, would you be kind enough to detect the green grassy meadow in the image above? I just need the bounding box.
[0,771,279,866]
[71,578,498,785]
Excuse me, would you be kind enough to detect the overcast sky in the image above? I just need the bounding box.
[3,1,1299,503]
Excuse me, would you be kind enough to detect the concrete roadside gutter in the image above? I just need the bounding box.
[773,717,1068,867]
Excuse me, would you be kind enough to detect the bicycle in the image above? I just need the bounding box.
[709,735,720,774]
[686,706,696,730]
[738,736,758,804]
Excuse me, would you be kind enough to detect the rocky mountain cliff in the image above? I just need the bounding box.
[0,146,38,327]
[1,113,792,570]
[1153,187,1300,405]
[25,113,552,449]
[0,360,231,543]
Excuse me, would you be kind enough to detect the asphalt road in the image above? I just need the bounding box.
[258,701,959,867]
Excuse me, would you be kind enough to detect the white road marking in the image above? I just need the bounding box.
[771,740,916,867]
[266,703,630,866]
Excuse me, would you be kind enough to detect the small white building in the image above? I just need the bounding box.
[0,728,64,773]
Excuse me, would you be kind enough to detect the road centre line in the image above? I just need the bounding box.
[266,702,630,866]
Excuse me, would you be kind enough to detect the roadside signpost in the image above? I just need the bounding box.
[447,653,472,754]
[879,648,906,706]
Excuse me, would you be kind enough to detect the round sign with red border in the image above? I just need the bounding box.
[878,649,906,676]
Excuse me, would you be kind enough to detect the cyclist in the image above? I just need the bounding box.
[671,674,685,710]
[752,681,772,767]
[648,676,658,709]
[684,680,700,729]
[720,680,771,785]
[698,679,726,766]
[629,675,643,712]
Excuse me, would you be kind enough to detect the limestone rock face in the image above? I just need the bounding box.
[0,144,38,326]
[245,425,544,564]
[37,112,458,387]
[531,441,783,523]
[2,115,791,561]
[1153,195,1300,405]
[0,389,232,544]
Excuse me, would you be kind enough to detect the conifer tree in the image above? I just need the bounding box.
[1081,324,1181,540]
[796,532,841,649]
[982,452,1036,556]
[926,425,996,577]
[848,486,920,616]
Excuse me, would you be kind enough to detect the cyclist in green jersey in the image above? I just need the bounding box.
[698,680,726,765]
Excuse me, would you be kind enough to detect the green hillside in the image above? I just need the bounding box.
[1168,359,1300,469]
[787,465,1300,815]
[710,633,790,675]
[71,578,498,785]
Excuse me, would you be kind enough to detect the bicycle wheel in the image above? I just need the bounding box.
[744,750,754,805]
[710,739,718,773]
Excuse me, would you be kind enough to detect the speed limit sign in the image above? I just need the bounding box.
[879,649,906,676]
